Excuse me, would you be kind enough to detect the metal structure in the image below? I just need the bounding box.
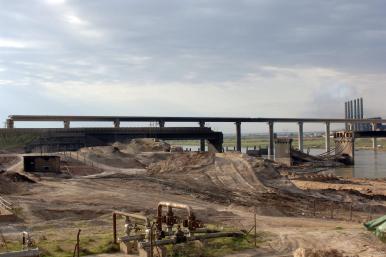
[345,98,366,131]
[1,127,223,153]
[5,114,386,156]
[113,202,242,257]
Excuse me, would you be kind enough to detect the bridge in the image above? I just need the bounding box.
[1,127,223,153]
[5,115,386,155]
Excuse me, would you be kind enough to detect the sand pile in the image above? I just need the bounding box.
[113,139,170,154]
[79,139,171,169]
[0,171,35,194]
[148,152,302,199]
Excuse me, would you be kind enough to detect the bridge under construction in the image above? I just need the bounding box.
[5,115,386,156]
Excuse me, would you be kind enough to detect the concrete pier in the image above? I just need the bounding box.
[199,121,206,152]
[63,120,70,129]
[325,122,331,152]
[298,122,304,152]
[114,119,120,128]
[6,119,14,128]
[235,122,241,152]
[268,121,274,158]
[372,122,377,150]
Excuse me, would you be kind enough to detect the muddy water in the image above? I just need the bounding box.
[332,150,386,179]
[181,145,386,179]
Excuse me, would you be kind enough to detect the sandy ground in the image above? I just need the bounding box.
[1,141,386,256]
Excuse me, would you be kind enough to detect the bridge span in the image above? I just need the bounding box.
[1,127,223,153]
[5,115,386,155]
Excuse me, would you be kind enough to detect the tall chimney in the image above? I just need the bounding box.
[354,99,358,131]
[349,100,353,130]
[345,102,348,130]
[359,97,364,130]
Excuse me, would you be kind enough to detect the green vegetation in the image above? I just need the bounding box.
[0,222,267,257]
[0,232,119,257]
[0,131,39,150]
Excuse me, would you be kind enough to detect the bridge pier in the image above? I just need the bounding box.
[6,119,14,128]
[114,119,120,128]
[325,122,331,152]
[298,122,304,152]
[275,138,293,166]
[268,121,274,159]
[334,131,355,165]
[199,121,206,152]
[64,120,70,129]
[372,122,377,150]
[235,122,241,152]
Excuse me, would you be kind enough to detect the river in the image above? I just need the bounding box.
[181,145,386,179]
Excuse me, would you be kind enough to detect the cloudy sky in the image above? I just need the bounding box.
[1,0,386,132]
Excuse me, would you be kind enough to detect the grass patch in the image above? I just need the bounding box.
[167,231,267,257]
[0,131,39,150]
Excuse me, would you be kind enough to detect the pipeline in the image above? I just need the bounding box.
[157,201,198,233]
[113,211,151,244]
[139,232,243,248]
[119,228,221,243]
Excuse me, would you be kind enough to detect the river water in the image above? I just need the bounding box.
[181,145,386,179]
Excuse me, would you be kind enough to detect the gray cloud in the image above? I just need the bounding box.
[1,0,386,131]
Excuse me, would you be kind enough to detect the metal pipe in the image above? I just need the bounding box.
[139,232,243,248]
[119,228,221,243]
[113,211,151,244]
[157,202,193,218]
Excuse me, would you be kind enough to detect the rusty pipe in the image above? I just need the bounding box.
[114,211,151,228]
[139,232,243,248]
[119,228,221,243]
[157,202,194,217]
[157,201,195,232]
[113,211,150,244]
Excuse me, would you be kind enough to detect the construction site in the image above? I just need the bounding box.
[1,133,386,257]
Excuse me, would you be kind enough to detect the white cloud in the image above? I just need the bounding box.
[44,0,66,5]
[0,39,29,48]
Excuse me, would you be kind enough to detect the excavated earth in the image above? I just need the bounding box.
[0,140,386,256]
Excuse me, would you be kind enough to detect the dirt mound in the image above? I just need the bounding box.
[293,248,358,257]
[80,146,145,169]
[0,171,35,194]
[79,139,171,169]
[113,139,170,154]
[148,152,303,205]
[0,156,18,171]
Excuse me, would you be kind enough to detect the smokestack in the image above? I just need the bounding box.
[345,102,348,130]
[349,100,353,131]
[354,99,358,131]
[359,97,364,131]
[356,98,361,131]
